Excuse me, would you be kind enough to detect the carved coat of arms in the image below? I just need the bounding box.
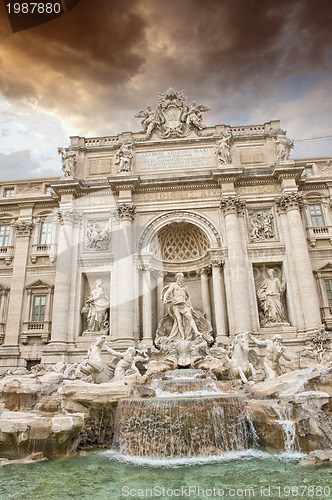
[135,88,209,139]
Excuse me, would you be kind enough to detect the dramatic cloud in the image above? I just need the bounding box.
[0,0,331,178]
[0,150,60,180]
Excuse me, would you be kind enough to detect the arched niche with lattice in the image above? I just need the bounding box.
[150,222,210,262]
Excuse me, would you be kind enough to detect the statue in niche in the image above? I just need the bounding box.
[257,269,286,326]
[86,220,111,251]
[148,273,214,370]
[162,272,205,342]
[250,333,292,379]
[215,132,232,165]
[81,280,110,333]
[115,141,134,172]
[274,132,294,163]
[249,210,275,241]
[58,147,76,176]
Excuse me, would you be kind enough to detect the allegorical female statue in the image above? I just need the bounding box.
[257,269,286,325]
[81,280,110,332]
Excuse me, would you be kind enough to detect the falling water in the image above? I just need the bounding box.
[113,395,257,458]
[272,405,299,452]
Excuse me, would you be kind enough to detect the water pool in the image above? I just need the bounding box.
[0,450,331,500]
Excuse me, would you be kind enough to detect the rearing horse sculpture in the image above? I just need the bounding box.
[226,332,258,384]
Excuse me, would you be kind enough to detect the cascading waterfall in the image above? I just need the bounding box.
[271,405,299,452]
[113,394,257,458]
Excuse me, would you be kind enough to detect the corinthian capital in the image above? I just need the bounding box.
[117,203,136,221]
[14,220,33,238]
[276,193,303,212]
[220,197,245,215]
[57,208,82,225]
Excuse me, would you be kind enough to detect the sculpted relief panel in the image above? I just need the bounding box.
[248,208,276,242]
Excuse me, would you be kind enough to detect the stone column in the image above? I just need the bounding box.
[198,267,211,322]
[4,219,33,348]
[220,197,251,334]
[276,194,321,331]
[141,265,153,347]
[211,259,228,342]
[47,208,80,348]
[114,203,136,343]
[156,271,166,323]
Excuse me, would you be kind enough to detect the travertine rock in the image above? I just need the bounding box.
[299,449,332,466]
[0,410,84,457]
[249,368,321,398]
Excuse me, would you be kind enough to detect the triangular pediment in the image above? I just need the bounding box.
[25,279,53,291]
[0,283,9,292]
[315,263,332,276]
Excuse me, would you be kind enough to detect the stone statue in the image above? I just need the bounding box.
[162,272,203,342]
[58,147,76,176]
[147,273,214,371]
[103,344,149,382]
[248,210,275,241]
[81,280,110,333]
[135,106,160,139]
[225,332,258,383]
[215,133,232,165]
[274,133,294,163]
[135,88,209,139]
[86,220,111,251]
[74,336,149,384]
[115,141,134,172]
[257,269,286,326]
[250,333,292,379]
[185,101,209,130]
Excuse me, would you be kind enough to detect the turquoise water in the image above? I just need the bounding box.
[0,450,331,500]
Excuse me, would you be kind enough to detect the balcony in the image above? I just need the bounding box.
[0,246,14,265]
[320,306,332,329]
[306,225,332,247]
[30,243,57,264]
[20,321,51,344]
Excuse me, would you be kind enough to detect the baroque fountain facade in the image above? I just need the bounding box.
[0,89,331,463]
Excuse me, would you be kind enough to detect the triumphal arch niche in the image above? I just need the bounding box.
[1,87,331,369]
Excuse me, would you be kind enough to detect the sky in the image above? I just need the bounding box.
[0,0,332,180]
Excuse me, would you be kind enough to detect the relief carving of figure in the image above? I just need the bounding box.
[274,133,294,163]
[81,280,110,332]
[250,334,292,379]
[257,269,286,326]
[86,219,111,251]
[249,210,275,241]
[115,141,134,172]
[58,147,76,176]
[215,133,232,165]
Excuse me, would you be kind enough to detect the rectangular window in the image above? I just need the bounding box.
[309,204,325,227]
[0,225,10,247]
[4,188,14,198]
[324,280,332,308]
[304,166,313,176]
[39,222,53,245]
[45,186,54,195]
[32,295,46,322]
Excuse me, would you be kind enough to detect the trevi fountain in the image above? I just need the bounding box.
[0,90,332,498]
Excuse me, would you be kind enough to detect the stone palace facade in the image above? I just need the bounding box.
[0,88,332,371]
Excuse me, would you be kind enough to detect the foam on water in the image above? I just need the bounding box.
[101,448,306,468]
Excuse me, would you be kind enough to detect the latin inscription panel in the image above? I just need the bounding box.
[135,147,216,171]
